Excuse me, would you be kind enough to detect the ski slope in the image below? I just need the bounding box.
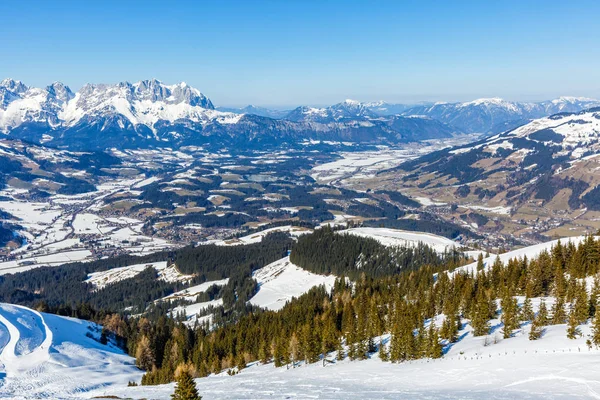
[343,227,459,253]
[0,303,141,399]
[249,256,337,311]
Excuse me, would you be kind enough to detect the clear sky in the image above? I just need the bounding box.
[1,0,599,107]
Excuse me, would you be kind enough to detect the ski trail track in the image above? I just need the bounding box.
[0,304,52,376]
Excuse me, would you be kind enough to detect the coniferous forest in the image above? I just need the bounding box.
[10,231,600,386]
[0,228,600,384]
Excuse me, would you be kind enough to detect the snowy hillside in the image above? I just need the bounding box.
[389,108,600,241]
[202,225,312,246]
[249,256,337,311]
[343,227,459,253]
[84,261,192,289]
[104,298,600,399]
[0,303,141,399]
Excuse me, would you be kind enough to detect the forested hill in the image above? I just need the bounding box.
[0,232,293,312]
[125,235,600,386]
[290,227,464,279]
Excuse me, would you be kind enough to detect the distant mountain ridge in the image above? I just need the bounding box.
[399,96,600,134]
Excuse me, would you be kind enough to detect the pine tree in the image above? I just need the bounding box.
[520,297,534,322]
[538,300,549,325]
[529,313,543,340]
[592,307,600,347]
[427,323,443,359]
[335,336,345,361]
[378,338,389,361]
[567,311,580,339]
[171,370,201,400]
[551,296,567,324]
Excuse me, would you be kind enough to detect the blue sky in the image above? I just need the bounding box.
[1,0,599,107]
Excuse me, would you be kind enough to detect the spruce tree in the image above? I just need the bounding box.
[171,370,201,400]
[427,323,443,359]
[538,300,549,325]
[573,282,589,324]
[529,314,543,340]
[335,336,345,361]
[477,253,485,271]
[567,311,580,339]
[378,338,389,361]
[471,295,490,336]
[520,297,534,322]
[551,296,567,324]
[592,307,600,347]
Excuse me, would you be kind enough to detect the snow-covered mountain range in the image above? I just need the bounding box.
[1,78,598,151]
[0,79,458,150]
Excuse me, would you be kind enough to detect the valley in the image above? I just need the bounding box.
[1,79,600,400]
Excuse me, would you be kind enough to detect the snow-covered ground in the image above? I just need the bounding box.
[343,227,459,253]
[84,261,192,289]
[202,225,312,246]
[158,279,229,302]
[0,303,141,399]
[0,175,172,276]
[310,137,478,185]
[102,299,600,400]
[249,256,337,311]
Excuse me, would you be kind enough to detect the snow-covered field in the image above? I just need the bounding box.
[0,303,141,399]
[343,227,460,253]
[84,261,192,289]
[249,256,337,311]
[202,225,312,246]
[158,279,229,302]
[310,136,479,185]
[0,175,172,276]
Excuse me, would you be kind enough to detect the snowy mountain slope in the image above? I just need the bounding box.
[0,303,141,399]
[285,99,380,123]
[158,278,230,303]
[343,227,460,253]
[390,108,600,228]
[249,256,337,311]
[401,96,600,134]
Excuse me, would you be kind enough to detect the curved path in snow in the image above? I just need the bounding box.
[0,303,53,375]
